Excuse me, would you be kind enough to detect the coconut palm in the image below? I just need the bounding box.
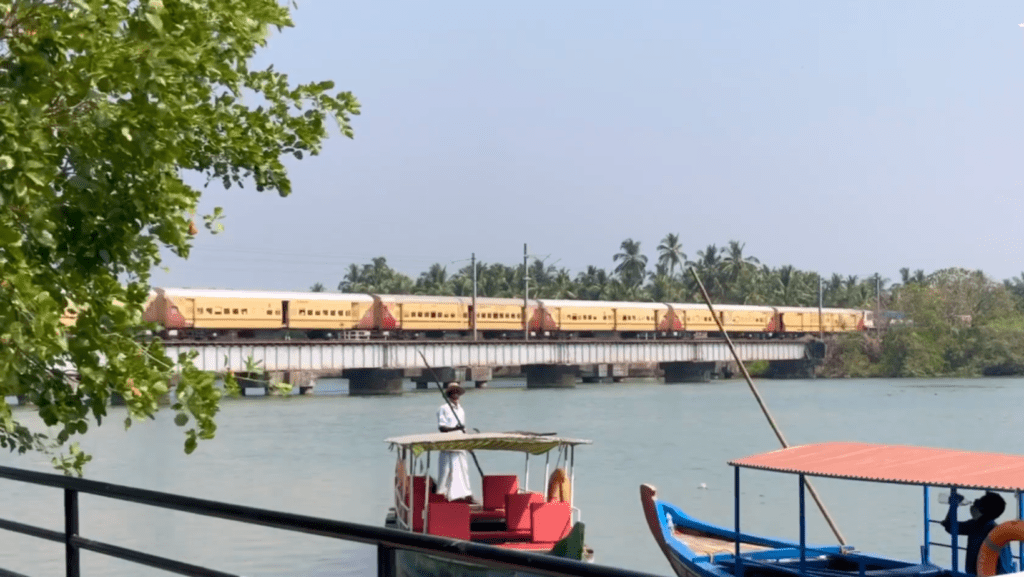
[338,264,362,292]
[613,238,648,289]
[657,233,687,279]
[575,266,610,300]
[417,263,449,295]
[721,240,759,282]
[310,283,326,292]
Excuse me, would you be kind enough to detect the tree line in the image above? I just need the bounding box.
[311,236,1024,379]
[311,236,1022,311]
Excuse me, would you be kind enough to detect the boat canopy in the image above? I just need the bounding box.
[729,441,1024,492]
[385,432,592,456]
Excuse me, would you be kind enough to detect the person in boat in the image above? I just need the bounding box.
[436,382,473,503]
[941,492,1014,575]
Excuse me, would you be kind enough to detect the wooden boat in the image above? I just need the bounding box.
[642,442,1024,577]
[385,431,594,576]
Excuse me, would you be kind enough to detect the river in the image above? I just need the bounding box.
[0,376,1021,576]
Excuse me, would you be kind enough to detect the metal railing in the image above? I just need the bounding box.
[0,464,666,577]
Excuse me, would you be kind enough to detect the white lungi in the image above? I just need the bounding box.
[436,403,472,501]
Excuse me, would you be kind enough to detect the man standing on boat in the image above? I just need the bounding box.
[941,492,1014,575]
[436,382,472,502]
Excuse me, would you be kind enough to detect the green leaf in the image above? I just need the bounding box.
[145,11,163,32]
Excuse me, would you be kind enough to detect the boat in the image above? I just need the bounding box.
[384,431,594,576]
[641,442,1024,577]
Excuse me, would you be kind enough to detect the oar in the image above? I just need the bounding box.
[416,350,485,478]
[689,267,848,546]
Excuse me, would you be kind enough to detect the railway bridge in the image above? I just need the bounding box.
[163,338,825,395]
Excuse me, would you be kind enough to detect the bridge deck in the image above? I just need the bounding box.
[163,339,812,372]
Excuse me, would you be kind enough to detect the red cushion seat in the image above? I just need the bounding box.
[427,502,471,540]
[482,475,518,511]
[506,492,544,532]
[530,501,571,543]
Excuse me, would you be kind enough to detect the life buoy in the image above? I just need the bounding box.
[977,519,1024,576]
[547,468,571,503]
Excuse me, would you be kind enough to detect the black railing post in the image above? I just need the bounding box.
[64,488,80,577]
[377,543,396,577]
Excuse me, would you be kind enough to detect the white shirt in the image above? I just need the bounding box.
[437,402,466,431]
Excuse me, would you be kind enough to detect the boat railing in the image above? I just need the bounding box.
[0,463,661,577]
[927,541,1021,569]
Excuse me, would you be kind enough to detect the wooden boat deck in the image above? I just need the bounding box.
[673,528,772,557]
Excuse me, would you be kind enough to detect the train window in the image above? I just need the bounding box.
[241,309,247,314]
[430,312,436,318]
[232,309,239,314]
[330,311,335,316]
[266,310,272,315]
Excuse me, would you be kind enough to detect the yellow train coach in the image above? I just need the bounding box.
[145,288,373,338]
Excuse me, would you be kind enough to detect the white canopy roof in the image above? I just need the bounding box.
[385,432,592,456]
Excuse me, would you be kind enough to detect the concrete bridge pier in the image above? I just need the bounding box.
[661,362,716,384]
[611,364,630,382]
[525,365,578,388]
[344,369,404,396]
[236,372,269,396]
[467,366,491,388]
[580,364,609,384]
[282,371,316,395]
[414,367,465,390]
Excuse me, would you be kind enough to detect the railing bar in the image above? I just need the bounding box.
[0,517,65,543]
[0,466,662,577]
[72,536,239,577]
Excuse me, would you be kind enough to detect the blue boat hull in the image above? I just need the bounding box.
[640,484,950,577]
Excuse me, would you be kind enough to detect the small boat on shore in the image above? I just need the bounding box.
[642,442,1024,577]
[385,431,593,576]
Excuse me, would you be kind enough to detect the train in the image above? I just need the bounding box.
[140,287,876,341]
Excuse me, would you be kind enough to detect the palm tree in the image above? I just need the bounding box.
[549,269,577,299]
[417,263,449,295]
[721,240,759,282]
[338,264,361,292]
[309,283,326,292]
[657,233,686,278]
[688,244,723,300]
[575,266,609,300]
[613,238,648,289]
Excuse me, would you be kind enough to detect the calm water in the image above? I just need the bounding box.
[1,376,1022,576]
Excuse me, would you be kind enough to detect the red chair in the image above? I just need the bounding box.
[506,492,544,532]
[427,502,471,540]
[482,475,518,511]
[529,501,571,543]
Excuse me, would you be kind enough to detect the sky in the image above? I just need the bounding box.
[152,1,1024,291]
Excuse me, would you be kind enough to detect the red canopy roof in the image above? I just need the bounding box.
[729,442,1024,492]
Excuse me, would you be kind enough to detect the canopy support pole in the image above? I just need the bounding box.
[922,486,931,565]
[950,487,960,572]
[734,466,742,577]
[800,474,807,575]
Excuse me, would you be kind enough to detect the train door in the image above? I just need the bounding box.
[282,300,290,328]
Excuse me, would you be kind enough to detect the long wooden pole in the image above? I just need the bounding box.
[688,268,847,545]
[417,350,485,478]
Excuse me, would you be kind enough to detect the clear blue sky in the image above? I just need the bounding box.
[153,1,1024,291]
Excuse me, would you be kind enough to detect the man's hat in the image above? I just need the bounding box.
[445,382,465,396]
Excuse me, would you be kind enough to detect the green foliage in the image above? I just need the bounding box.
[819,334,880,378]
[335,247,1024,379]
[1,0,358,473]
